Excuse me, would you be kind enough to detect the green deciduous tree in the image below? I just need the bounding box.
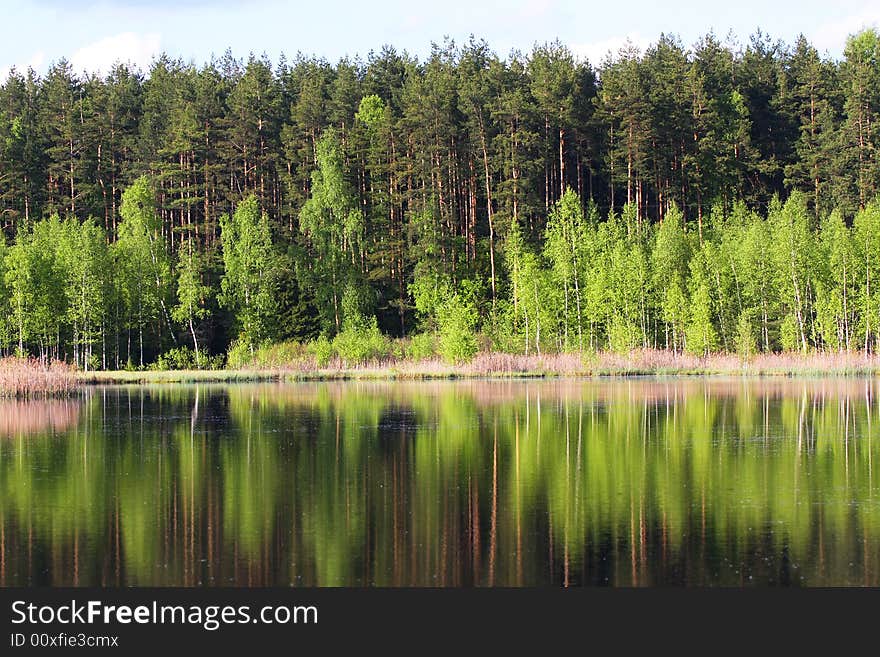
[56,217,110,369]
[853,201,880,351]
[437,289,479,364]
[115,175,174,367]
[298,127,366,333]
[172,238,212,365]
[544,188,588,350]
[769,193,815,352]
[219,195,280,349]
[685,250,718,355]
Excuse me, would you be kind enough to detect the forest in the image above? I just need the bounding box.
[0,29,879,370]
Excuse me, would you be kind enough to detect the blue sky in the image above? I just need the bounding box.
[2,0,879,79]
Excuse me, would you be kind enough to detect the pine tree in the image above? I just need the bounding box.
[840,29,880,211]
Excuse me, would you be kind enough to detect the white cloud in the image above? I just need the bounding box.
[70,31,162,75]
[571,33,653,66]
[0,51,46,81]
[812,6,880,55]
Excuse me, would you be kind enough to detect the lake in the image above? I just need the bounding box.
[1,378,878,586]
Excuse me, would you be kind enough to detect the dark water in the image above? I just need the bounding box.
[1,379,879,587]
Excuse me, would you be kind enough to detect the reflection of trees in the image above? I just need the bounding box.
[1,379,879,586]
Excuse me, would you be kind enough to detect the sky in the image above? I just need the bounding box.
[1,0,879,80]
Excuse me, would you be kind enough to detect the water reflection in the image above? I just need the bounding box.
[0,379,878,586]
[0,398,81,438]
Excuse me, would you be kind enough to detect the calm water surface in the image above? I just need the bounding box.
[1,378,879,586]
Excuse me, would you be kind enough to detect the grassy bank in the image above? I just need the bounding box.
[74,349,880,385]
[79,369,283,384]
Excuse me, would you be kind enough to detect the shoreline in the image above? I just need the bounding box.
[6,350,880,394]
[76,350,880,385]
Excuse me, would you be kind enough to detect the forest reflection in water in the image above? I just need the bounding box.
[0,378,878,586]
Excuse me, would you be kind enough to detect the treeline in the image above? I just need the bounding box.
[0,30,879,367]
[3,175,880,368]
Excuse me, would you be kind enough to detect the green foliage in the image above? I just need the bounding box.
[355,94,386,128]
[662,281,689,352]
[484,303,521,354]
[735,311,758,359]
[326,283,389,366]
[309,336,335,368]
[332,322,387,366]
[225,340,308,369]
[219,195,280,348]
[115,176,172,367]
[853,201,880,351]
[0,238,9,351]
[769,193,814,353]
[152,346,195,371]
[57,217,110,370]
[608,318,641,354]
[226,339,254,370]
[5,217,65,357]
[172,238,212,363]
[406,332,438,360]
[544,188,590,350]
[298,128,366,334]
[410,263,452,327]
[654,204,692,351]
[436,292,479,364]
[780,315,801,352]
[506,221,556,355]
[685,253,718,356]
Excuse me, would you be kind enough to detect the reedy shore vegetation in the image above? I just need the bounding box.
[2,30,880,373]
[0,357,76,396]
[79,350,880,384]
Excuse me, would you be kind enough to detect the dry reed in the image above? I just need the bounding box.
[76,349,880,385]
[277,349,880,379]
[0,357,78,397]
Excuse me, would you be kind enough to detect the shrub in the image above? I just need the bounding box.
[152,346,224,370]
[254,341,308,367]
[309,336,335,367]
[201,353,226,370]
[409,263,452,329]
[85,354,101,372]
[406,332,437,360]
[387,338,406,360]
[332,317,389,365]
[226,339,254,369]
[226,340,310,369]
[437,294,478,364]
[152,346,197,370]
